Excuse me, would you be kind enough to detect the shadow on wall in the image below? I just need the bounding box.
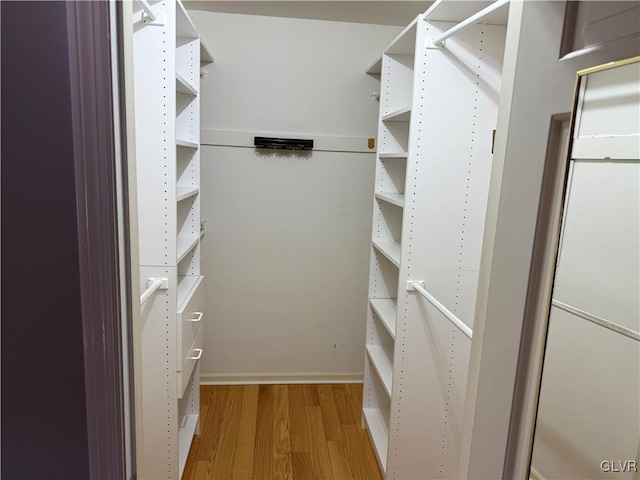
[255,149,314,161]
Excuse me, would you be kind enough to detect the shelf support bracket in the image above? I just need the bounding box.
[140,277,169,306]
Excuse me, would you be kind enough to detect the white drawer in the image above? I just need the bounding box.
[177,276,204,372]
[178,325,203,399]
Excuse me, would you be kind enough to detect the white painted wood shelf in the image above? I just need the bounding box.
[177,138,199,149]
[178,414,199,478]
[176,0,198,39]
[375,192,405,208]
[366,345,393,397]
[363,407,390,473]
[385,16,418,55]
[200,39,214,66]
[177,275,200,311]
[372,239,401,268]
[381,106,411,122]
[177,186,199,202]
[366,55,382,75]
[176,73,198,96]
[177,235,199,264]
[378,152,408,159]
[369,298,397,338]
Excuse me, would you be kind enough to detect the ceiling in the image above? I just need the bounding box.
[184,1,434,26]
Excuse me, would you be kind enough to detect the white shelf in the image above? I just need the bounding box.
[369,299,397,339]
[372,239,401,268]
[381,106,411,122]
[379,152,408,159]
[363,407,389,473]
[177,138,198,149]
[425,0,509,25]
[176,72,198,96]
[176,0,198,39]
[178,414,199,478]
[177,186,199,202]
[177,235,199,264]
[366,55,382,75]
[177,275,200,311]
[200,39,215,66]
[385,16,418,55]
[366,345,393,397]
[375,193,405,208]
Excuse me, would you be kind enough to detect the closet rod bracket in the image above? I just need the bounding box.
[140,277,169,306]
[406,280,425,291]
[141,11,166,26]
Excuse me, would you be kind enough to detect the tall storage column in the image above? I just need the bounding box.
[362,17,418,476]
[362,8,507,478]
[133,1,213,477]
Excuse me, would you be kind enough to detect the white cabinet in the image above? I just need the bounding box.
[362,5,507,478]
[177,276,204,398]
[132,0,213,477]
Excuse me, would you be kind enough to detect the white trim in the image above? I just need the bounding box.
[571,135,640,160]
[200,128,376,154]
[530,466,546,480]
[200,372,364,385]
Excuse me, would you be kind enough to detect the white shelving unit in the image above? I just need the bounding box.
[363,19,416,476]
[378,152,408,159]
[177,186,200,202]
[381,107,411,122]
[369,298,397,338]
[362,3,508,477]
[363,407,390,469]
[133,1,213,478]
[372,240,401,268]
[374,193,405,208]
[177,139,199,148]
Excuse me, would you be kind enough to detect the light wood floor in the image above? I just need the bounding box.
[183,384,383,480]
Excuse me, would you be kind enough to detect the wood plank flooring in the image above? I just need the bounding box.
[183,384,383,480]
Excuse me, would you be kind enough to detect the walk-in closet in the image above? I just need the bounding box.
[1,1,638,479]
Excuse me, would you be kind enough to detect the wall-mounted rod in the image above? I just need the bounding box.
[430,0,509,46]
[551,300,640,342]
[140,277,168,306]
[137,0,158,22]
[409,281,473,339]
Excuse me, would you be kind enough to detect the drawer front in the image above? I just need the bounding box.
[178,326,203,399]
[177,276,204,371]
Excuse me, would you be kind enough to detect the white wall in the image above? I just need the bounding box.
[189,10,403,378]
[192,11,401,137]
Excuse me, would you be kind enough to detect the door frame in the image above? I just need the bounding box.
[66,1,134,477]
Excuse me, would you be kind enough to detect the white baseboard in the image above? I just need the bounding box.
[200,372,364,385]
[530,466,545,480]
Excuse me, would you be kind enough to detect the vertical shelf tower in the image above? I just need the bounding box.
[362,17,417,473]
[362,4,507,478]
[133,1,214,478]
